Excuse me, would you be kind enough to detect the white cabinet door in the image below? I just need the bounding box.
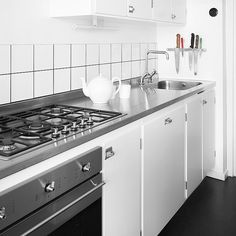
[127,0,152,20]
[152,0,172,22]
[172,0,186,24]
[103,125,141,236]
[142,105,185,236]
[186,96,203,197]
[152,0,186,24]
[95,0,127,17]
[203,90,216,177]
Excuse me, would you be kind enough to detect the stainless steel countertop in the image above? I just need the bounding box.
[0,78,215,179]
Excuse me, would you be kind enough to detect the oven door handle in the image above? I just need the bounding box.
[22,181,105,236]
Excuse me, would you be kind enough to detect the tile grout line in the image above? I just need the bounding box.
[33,44,35,98]
[70,44,72,91]
[52,44,55,95]
[85,44,88,83]
[10,45,12,103]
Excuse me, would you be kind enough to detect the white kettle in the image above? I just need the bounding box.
[80,74,121,104]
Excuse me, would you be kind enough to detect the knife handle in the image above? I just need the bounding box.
[181,37,184,49]
[190,33,195,49]
[195,35,199,49]
[176,34,181,48]
[200,37,203,49]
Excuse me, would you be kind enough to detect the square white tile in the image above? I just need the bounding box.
[141,60,146,74]
[54,69,71,93]
[132,61,141,78]
[132,43,140,61]
[34,71,53,97]
[122,62,131,80]
[122,44,131,62]
[71,67,85,90]
[0,75,10,104]
[87,44,99,65]
[111,44,121,63]
[148,59,157,72]
[87,66,99,82]
[54,44,70,69]
[141,43,149,60]
[12,73,33,102]
[100,44,110,64]
[34,45,53,70]
[100,64,111,79]
[12,45,33,73]
[72,44,86,67]
[0,45,10,75]
[112,63,121,78]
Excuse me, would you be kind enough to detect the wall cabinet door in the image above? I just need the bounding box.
[186,96,203,197]
[127,0,152,20]
[103,125,141,236]
[152,0,186,24]
[95,0,127,17]
[142,105,185,236]
[203,90,216,177]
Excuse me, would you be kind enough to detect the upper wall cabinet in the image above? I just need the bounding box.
[152,0,186,24]
[127,0,152,20]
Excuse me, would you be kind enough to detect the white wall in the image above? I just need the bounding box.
[0,0,156,44]
[156,0,226,176]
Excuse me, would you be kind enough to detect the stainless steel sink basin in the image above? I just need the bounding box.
[157,80,202,90]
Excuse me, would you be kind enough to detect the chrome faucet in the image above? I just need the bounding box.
[140,50,169,85]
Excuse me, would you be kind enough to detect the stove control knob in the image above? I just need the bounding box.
[0,207,6,220]
[71,121,78,132]
[61,125,70,135]
[45,181,55,193]
[52,128,60,139]
[82,162,91,172]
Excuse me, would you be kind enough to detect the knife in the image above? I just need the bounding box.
[199,37,203,57]
[175,34,181,74]
[181,37,184,57]
[194,35,199,75]
[189,33,195,71]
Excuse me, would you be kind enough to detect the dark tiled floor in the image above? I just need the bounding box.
[159,177,236,236]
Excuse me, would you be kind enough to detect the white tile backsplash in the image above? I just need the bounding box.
[0,45,10,75]
[0,75,10,104]
[112,44,121,63]
[72,44,86,67]
[0,42,155,105]
[34,45,53,70]
[54,69,70,93]
[87,44,99,65]
[71,67,85,90]
[34,70,53,97]
[54,44,70,69]
[12,45,33,73]
[12,73,33,102]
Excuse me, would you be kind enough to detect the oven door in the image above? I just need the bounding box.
[1,174,104,236]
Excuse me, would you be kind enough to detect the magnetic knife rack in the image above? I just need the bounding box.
[166,48,207,53]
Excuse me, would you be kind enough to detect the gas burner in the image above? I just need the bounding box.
[29,121,44,129]
[0,139,17,152]
[19,133,41,140]
[46,118,63,126]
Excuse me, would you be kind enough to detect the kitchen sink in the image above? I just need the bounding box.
[143,80,202,90]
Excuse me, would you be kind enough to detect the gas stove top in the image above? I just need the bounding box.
[0,105,124,159]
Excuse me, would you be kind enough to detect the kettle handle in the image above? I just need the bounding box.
[111,77,121,96]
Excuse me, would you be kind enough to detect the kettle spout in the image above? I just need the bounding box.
[80,77,89,97]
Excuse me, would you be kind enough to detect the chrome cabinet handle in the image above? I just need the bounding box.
[165,118,173,125]
[82,162,91,172]
[129,5,135,13]
[0,207,6,220]
[171,14,176,19]
[105,147,115,160]
[45,181,55,193]
[203,99,207,105]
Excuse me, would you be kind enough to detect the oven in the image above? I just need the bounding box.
[0,147,104,236]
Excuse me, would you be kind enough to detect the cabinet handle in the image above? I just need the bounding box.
[171,14,176,19]
[203,100,207,105]
[105,147,115,160]
[129,5,135,13]
[165,118,173,125]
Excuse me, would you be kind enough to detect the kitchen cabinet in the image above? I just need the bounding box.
[142,105,185,236]
[152,0,186,24]
[127,0,152,20]
[102,124,141,236]
[202,89,216,177]
[186,96,203,197]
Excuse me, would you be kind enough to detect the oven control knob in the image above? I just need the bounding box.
[82,162,91,172]
[45,181,55,193]
[0,207,6,220]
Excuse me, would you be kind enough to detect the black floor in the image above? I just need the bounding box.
[159,177,236,236]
